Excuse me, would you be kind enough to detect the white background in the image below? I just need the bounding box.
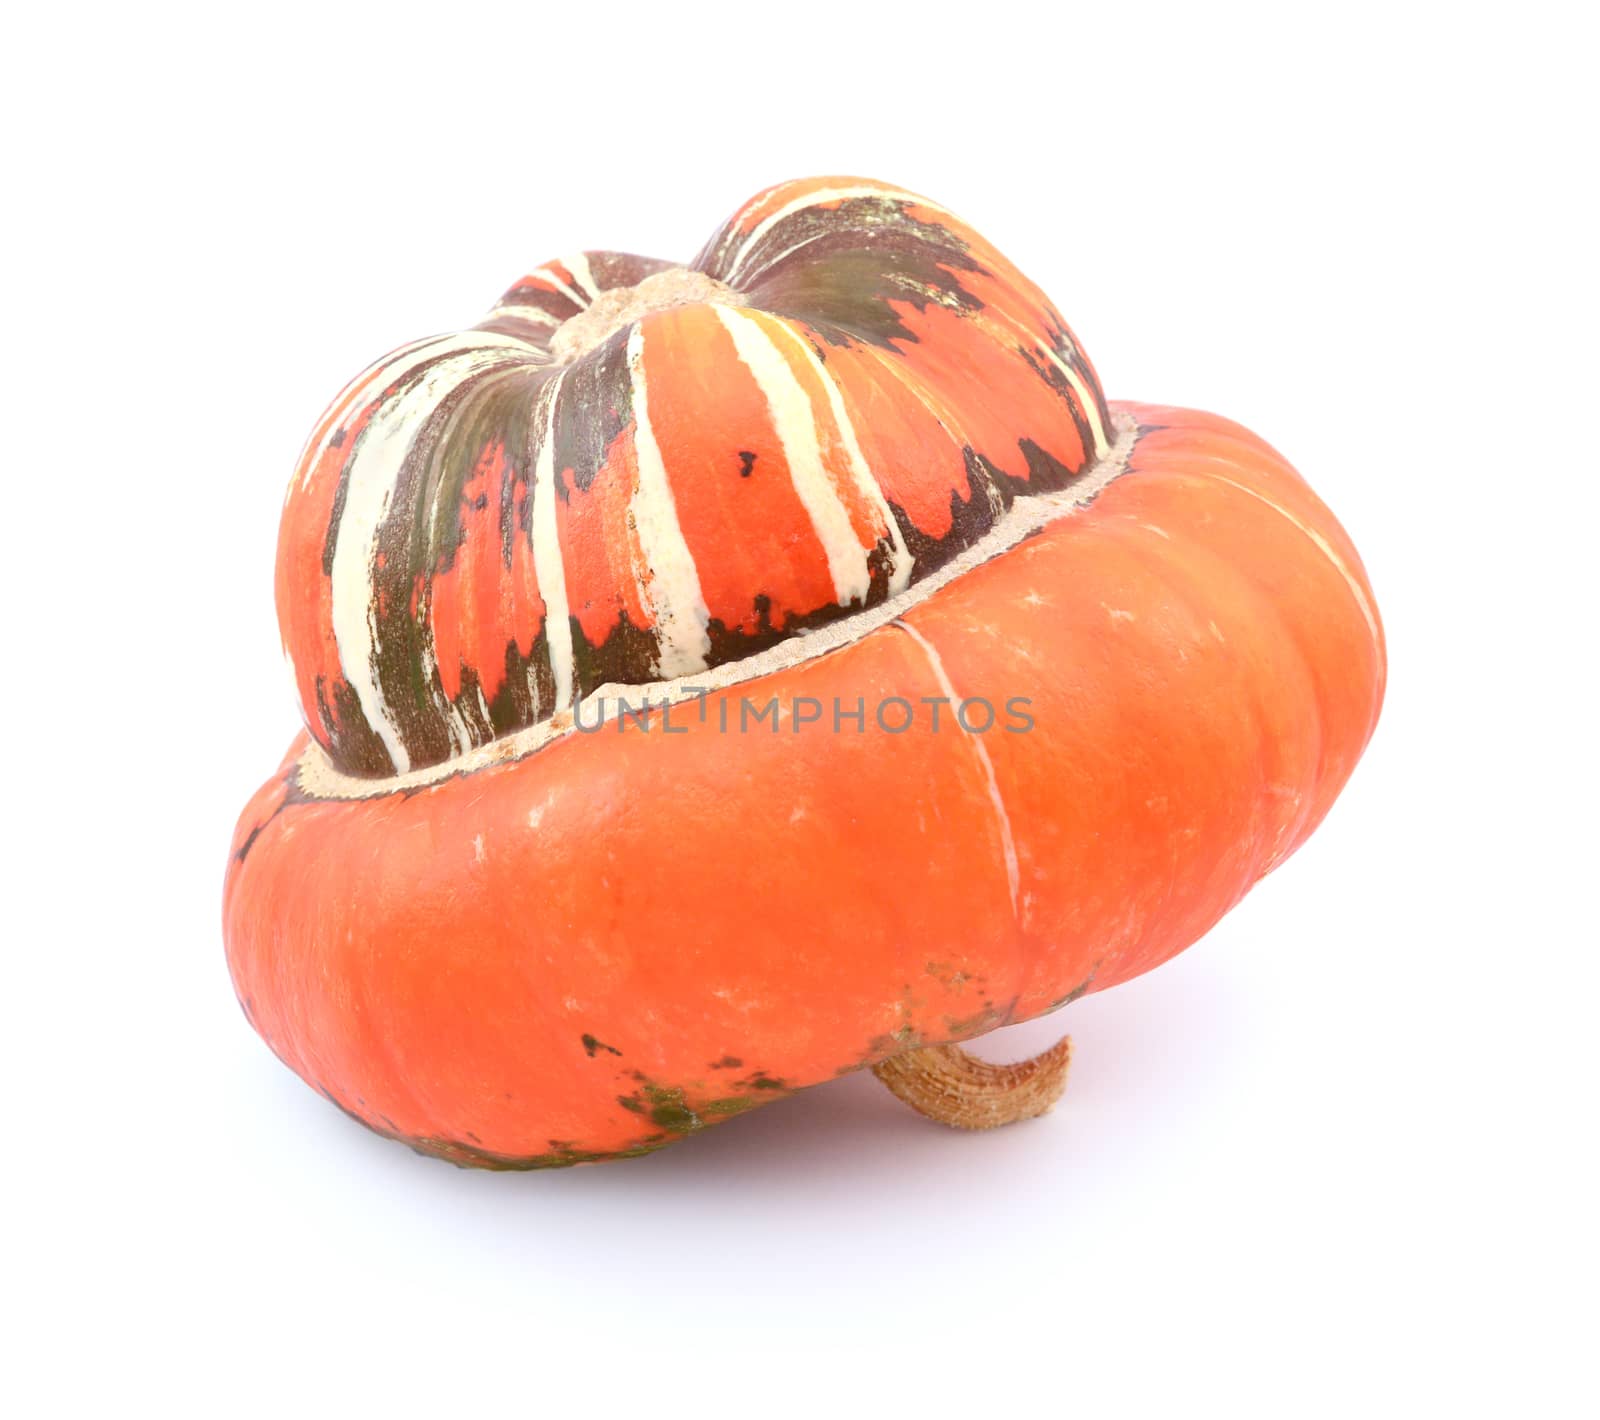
[6,2,1595,1414]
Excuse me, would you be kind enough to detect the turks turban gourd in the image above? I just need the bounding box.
[225,176,1385,1167]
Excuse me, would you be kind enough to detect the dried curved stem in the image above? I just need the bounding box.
[871,1035,1072,1130]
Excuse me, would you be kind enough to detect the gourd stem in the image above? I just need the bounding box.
[871,1035,1072,1130]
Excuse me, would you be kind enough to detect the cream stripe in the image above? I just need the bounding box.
[328,340,529,773]
[420,636,476,756]
[1041,346,1110,457]
[729,228,831,283]
[296,333,468,497]
[724,184,955,285]
[764,318,913,595]
[894,619,1021,918]
[625,325,713,677]
[525,264,588,309]
[484,302,560,328]
[562,253,601,302]
[530,374,576,712]
[1206,473,1382,647]
[713,307,875,606]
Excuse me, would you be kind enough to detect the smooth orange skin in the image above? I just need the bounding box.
[224,402,1385,1166]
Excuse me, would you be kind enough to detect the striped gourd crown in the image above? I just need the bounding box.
[276,177,1111,778]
